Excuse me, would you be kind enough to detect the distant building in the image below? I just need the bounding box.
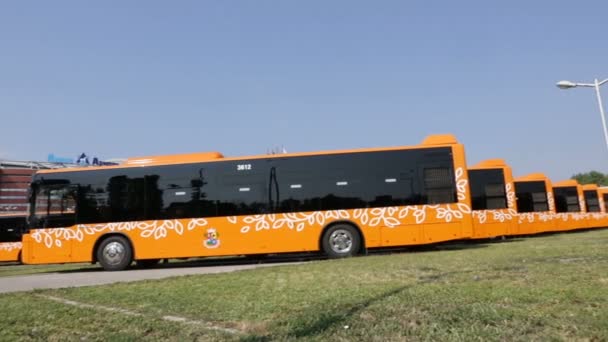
[0,160,75,241]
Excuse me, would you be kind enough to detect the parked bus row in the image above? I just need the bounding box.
[1,134,606,270]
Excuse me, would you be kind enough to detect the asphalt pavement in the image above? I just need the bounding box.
[0,261,300,294]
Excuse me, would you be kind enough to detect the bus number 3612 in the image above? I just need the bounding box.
[237,164,252,171]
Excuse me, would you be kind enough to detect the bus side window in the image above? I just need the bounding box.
[423,167,456,204]
[77,184,111,224]
[217,169,268,216]
[532,192,549,212]
[585,191,600,212]
[107,175,146,222]
[33,185,77,228]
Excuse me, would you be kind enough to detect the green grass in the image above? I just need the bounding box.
[1,229,607,341]
[0,263,97,277]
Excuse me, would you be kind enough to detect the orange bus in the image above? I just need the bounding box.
[21,134,473,270]
[582,184,608,228]
[467,159,518,238]
[552,180,588,231]
[0,214,24,262]
[599,187,608,219]
[514,173,556,235]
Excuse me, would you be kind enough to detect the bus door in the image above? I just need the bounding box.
[27,183,77,263]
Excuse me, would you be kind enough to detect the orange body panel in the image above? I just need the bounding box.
[21,135,474,266]
[22,202,473,264]
[582,184,608,228]
[0,242,21,262]
[469,159,518,239]
[514,173,557,235]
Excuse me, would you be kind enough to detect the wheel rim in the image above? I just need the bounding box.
[102,241,126,265]
[329,229,353,254]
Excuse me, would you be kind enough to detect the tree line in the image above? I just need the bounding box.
[571,171,608,186]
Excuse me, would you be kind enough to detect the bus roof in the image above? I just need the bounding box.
[420,134,458,146]
[469,159,508,169]
[34,134,462,174]
[582,184,599,191]
[553,180,581,188]
[125,152,224,166]
[514,173,550,182]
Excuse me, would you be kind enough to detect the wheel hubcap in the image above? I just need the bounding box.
[103,242,125,265]
[329,229,353,254]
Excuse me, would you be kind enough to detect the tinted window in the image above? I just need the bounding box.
[469,169,507,210]
[553,187,580,213]
[31,183,77,228]
[272,148,455,213]
[424,167,455,204]
[29,147,456,226]
[0,217,27,242]
[584,190,600,212]
[515,181,548,213]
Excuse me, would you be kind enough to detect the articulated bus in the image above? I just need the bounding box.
[514,173,556,235]
[468,159,518,238]
[552,180,587,232]
[582,184,608,228]
[21,135,474,270]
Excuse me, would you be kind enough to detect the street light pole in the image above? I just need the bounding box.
[557,78,608,153]
[592,78,608,153]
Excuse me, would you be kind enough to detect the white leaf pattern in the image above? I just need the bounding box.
[398,207,410,218]
[414,208,426,224]
[455,167,469,201]
[547,192,555,212]
[473,211,487,224]
[0,242,22,252]
[505,183,516,209]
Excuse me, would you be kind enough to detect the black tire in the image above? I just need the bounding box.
[136,259,161,268]
[96,236,133,271]
[321,224,361,258]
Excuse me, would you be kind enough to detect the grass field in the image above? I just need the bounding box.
[1,229,607,341]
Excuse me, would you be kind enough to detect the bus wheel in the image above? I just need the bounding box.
[322,224,360,258]
[136,259,161,268]
[97,236,132,271]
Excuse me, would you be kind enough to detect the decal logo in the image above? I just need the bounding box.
[204,228,220,249]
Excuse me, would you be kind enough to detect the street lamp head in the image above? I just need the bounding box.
[556,80,577,89]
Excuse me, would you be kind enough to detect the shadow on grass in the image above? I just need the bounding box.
[286,285,409,339]
[369,240,490,256]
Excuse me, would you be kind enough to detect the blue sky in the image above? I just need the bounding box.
[0,1,606,181]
